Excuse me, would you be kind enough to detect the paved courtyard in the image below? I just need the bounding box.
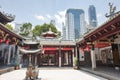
[0,68,108,80]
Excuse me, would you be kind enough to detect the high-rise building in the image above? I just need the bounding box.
[62,23,66,40]
[65,9,85,40]
[88,5,97,27]
[50,20,56,26]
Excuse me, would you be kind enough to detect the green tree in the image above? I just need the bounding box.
[57,31,61,36]
[5,24,13,31]
[19,23,32,37]
[32,23,61,37]
[32,25,41,38]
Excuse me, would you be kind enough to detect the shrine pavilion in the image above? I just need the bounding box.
[19,41,41,67]
[38,28,76,67]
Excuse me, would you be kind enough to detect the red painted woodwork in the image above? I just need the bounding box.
[0,24,24,40]
[43,47,72,54]
[43,34,57,38]
[43,47,58,51]
[24,46,30,50]
[44,51,56,54]
[95,43,110,48]
[43,47,72,51]
[84,14,120,42]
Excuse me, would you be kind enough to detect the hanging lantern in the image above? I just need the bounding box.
[0,39,3,43]
[5,39,9,44]
[85,45,90,52]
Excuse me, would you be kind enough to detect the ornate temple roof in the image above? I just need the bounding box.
[23,40,39,45]
[77,13,120,47]
[0,11,24,42]
[0,11,15,24]
[19,40,41,54]
[41,28,57,38]
[0,23,24,40]
[19,48,41,54]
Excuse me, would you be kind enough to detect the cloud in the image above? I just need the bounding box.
[54,10,66,31]
[58,10,66,17]
[46,14,51,19]
[54,10,66,24]
[97,13,102,18]
[54,14,61,24]
[34,14,45,21]
[97,13,107,25]
[34,10,66,31]
[34,14,52,21]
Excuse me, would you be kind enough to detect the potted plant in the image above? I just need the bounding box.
[14,64,20,70]
[73,57,79,69]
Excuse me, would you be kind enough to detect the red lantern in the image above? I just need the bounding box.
[86,45,90,52]
[0,39,3,43]
[5,39,9,44]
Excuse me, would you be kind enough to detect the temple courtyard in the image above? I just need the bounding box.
[0,68,108,80]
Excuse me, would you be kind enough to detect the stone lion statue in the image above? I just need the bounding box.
[25,65,39,80]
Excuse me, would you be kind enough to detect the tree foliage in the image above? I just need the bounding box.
[5,24,13,31]
[32,23,61,37]
[19,23,32,37]
[18,22,61,39]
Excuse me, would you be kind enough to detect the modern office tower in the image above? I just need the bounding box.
[65,9,85,40]
[88,5,97,27]
[50,20,56,26]
[62,23,66,40]
[84,21,88,33]
[14,23,23,34]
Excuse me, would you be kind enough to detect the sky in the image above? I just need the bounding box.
[0,0,120,31]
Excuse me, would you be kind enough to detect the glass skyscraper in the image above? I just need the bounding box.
[62,23,66,40]
[88,5,97,27]
[65,9,85,41]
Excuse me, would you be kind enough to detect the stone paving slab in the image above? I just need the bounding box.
[0,69,108,80]
[80,67,120,80]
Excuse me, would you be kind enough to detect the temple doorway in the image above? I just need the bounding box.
[61,51,73,66]
[37,47,74,67]
[42,54,56,66]
[39,51,59,66]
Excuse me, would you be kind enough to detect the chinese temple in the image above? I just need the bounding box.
[39,28,76,67]
[0,11,24,66]
[19,28,76,67]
